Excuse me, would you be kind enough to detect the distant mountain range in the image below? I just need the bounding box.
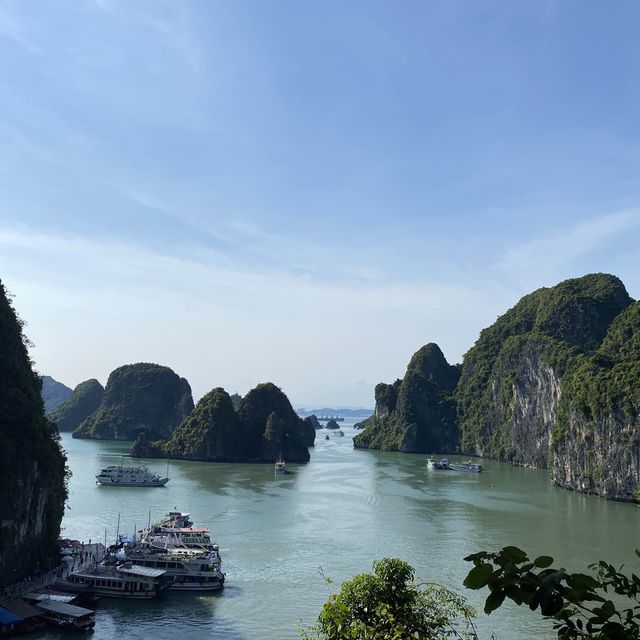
[296,407,373,418]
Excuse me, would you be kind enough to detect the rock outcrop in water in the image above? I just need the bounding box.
[41,375,73,413]
[305,414,322,430]
[354,344,460,453]
[0,282,67,588]
[49,379,104,432]
[132,382,315,463]
[73,363,194,441]
[355,274,640,501]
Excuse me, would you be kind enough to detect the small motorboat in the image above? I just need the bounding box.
[450,460,482,473]
[275,458,287,474]
[426,458,450,470]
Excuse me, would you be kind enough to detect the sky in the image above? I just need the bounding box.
[0,0,639,408]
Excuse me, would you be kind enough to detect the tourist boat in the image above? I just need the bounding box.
[145,527,219,553]
[332,430,345,437]
[33,599,96,631]
[450,460,482,473]
[426,458,450,470]
[156,510,193,528]
[95,464,169,487]
[55,562,169,599]
[121,543,225,591]
[275,458,286,474]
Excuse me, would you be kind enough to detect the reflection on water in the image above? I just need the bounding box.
[49,426,640,639]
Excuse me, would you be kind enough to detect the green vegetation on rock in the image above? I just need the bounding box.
[73,363,194,441]
[455,274,631,458]
[132,382,315,463]
[49,378,104,432]
[354,344,460,453]
[0,281,67,587]
[355,274,640,501]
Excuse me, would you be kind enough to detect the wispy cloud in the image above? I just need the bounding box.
[0,2,40,53]
[0,225,508,405]
[493,208,640,284]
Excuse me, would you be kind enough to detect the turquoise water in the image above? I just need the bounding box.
[44,425,640,639]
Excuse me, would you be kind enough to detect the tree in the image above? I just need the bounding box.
[464,546,640,639]
[302,558,477,640]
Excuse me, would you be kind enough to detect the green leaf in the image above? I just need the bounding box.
[464,563,494,589]
[484,589,506,614]
[502,546,528,563]
[534,556,554,568]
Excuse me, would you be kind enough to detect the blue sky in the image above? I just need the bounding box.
[1,0,639,407]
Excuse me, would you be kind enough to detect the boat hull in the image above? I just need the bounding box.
[97,479,169,487]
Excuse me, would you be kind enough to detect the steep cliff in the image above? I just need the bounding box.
[354,273,640,501]
[132,383,315,463]
[0,282,67,588]
[552,301,640,500]
[73,363,194,441]
[354,344,460,453]
[455,274,631,464]
[49,379,104,432]
[41,375,73,413]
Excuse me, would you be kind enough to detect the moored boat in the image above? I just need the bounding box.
[55,562,169,599]
[95,465,169,487]
[121,543,225,591]
[33,599,96,631]
[450,460,482,473]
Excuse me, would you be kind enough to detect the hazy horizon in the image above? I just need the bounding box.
[1,1,639,406]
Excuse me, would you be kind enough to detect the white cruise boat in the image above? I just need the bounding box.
[147,527,218,552]
[55,562,169,599]
[122,543,225,591]
[95,465,169,487]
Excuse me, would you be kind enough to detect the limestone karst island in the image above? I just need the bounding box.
[1,3,639,638]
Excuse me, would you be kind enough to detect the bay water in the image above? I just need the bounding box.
[44,423,640,639]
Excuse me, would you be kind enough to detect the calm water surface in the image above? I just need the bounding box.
[45,424,640,639]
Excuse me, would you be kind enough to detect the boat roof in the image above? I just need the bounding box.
[25,593,76,604]
[118,565,166,578]
[157,527,208,533]
[0,598,42,619]
[0,606,22,624]
[35,600,94,618]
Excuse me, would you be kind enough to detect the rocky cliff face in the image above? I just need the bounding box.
[354,343,460,453]
[0,281,67,588]
[41,375,73,413]
[551,301,640,500]
[355,274,640,501]
[49,379,104,432]
[73,363,194,441]
[132,383,315,463]
[456,274,631,465]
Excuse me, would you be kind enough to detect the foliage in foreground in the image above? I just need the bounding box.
[464,546,640,639]
[301,558,477,640]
